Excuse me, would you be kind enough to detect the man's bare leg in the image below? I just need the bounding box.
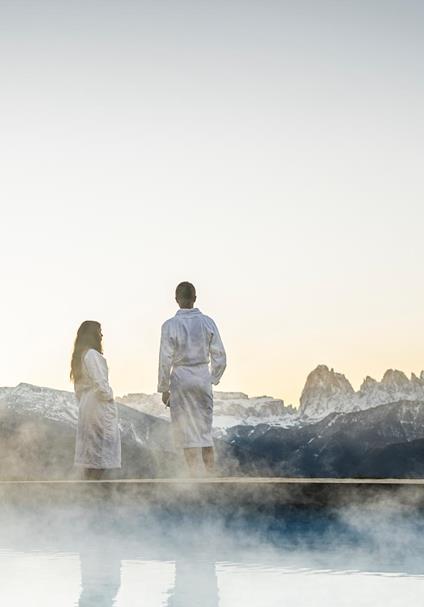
[183,448,200,476]
[83,468,104,480]
[202,447,215,475]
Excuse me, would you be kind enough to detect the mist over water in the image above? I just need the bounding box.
[1,490,424,606]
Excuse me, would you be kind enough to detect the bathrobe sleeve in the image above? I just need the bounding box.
[84,349,114,402]
[208,320,226,385]
[158,320,175,392]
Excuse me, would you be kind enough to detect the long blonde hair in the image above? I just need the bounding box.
[70,320,103,382]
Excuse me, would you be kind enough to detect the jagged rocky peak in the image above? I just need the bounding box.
[299,365,354,417]
[411,373,424,386]
[360,376,378,392]
[381,369,410,388]
[301,365,354,397]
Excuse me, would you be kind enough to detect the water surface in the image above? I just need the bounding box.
[1,500,423,606]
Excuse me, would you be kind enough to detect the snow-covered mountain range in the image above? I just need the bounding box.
[105,363,424,426]
[2,363,424,432]
[117,390,296,431]
[0,383,78,425]
[2,364,424,479]
[0,383,295,436]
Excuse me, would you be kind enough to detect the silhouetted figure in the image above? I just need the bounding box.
[167,557,219,607]
[71,321,121,479]
[158,282,226,476]
[78,544,121,606]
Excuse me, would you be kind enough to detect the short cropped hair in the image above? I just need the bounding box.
[175,281,196,302]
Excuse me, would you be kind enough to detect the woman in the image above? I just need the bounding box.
[71,320,121,479]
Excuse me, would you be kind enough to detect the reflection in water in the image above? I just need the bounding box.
[3,501,424,606]
[77,546,218,607]
[78,546,121,607]
[76,535,219,607]
[167,556,219,607]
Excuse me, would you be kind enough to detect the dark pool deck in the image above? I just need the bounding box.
[2,478,424,509]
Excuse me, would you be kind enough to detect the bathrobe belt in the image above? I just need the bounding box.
[173,362,209,368]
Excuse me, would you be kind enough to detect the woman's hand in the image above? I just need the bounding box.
[162,391,170,407]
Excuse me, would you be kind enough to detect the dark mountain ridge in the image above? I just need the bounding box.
[224,400,424,477]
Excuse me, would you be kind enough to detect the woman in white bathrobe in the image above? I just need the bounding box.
[71,321,121,479]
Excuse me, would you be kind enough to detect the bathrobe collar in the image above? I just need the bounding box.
[176,307,201,316]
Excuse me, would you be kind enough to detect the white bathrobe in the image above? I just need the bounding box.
[74,349,121,469]
[158,308,226,448]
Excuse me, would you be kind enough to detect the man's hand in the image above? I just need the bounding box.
[162,391,170,407]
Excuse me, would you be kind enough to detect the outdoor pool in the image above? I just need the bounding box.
[1,481,423,606]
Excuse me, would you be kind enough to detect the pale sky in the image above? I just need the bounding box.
[0,1,423,405]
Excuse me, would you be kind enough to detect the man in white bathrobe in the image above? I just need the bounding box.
[158,282,226,474]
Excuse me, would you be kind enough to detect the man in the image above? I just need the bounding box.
[158,282,226,475]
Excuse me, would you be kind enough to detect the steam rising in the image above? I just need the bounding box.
[2,485,424,606]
